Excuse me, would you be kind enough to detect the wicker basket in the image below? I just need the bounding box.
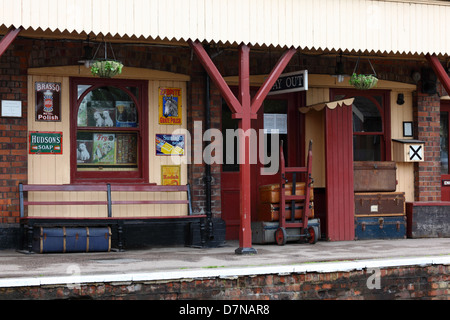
[91,60,123,78]
[349,73,378,90]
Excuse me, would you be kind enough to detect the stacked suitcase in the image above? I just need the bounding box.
[354,161,406,240]
[252,182,320,244]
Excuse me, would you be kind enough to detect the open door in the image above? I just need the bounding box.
[220,92,304,240]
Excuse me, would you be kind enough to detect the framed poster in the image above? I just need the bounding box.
[35,82,61,121]
[1,100,22,117]
[161,165,181,185]
[29,131,62,154]
[155,134,185,155]
[158,87,182,125]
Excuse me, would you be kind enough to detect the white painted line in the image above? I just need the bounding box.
[1,255,449,288]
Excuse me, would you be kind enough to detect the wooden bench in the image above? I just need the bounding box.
[19,183,206,253]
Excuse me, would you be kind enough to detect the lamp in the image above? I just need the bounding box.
[78,36,94,68]
[397,93,405,105]
[332,51,347,83]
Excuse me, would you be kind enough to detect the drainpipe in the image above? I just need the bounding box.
[205,72,214,242]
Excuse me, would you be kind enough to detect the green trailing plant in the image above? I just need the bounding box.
[91,60,123,78]
[349,73,378,90]
[349,56,378,90]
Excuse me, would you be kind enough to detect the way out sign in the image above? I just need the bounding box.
[29,131,62,154]
[269,70,308,95]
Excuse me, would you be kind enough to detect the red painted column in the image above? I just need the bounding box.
[0,28,21,58]
[235,45,257,254]
[426,54,450,96]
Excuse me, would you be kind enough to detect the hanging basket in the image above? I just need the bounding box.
[349,56,378,90]
[349,73,378,90]
[91,60,123,78]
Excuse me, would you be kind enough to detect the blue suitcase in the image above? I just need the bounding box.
[33,227,111,253]
[354,216,406,240]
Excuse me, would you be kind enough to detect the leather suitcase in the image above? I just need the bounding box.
[354,192,405,217]
[251,219,321,244]
[33,227,111,253]
[354,161,397,192]
[259,182,313,204]
[354,216,406,240]
[257,202,314,221]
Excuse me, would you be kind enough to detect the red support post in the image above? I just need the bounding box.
[188,39,296,254]
[235,44,257,254]
[251,48,297,114]
[0,28,21,58]
[188,40,242,115]
[426,54,450,96]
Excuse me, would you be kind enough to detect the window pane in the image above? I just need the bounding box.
[353,135,382,161]
[77,131,138,171]
[77,86,138,128]
[441,112,449,175]
[352,96,382,132]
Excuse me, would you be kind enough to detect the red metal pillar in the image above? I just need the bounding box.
[235,45,257,254]
[188,40,296,254]
[425,54,450,96]
[0,28,21,58]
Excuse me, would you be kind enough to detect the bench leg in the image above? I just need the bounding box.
[27,225,33,253]
[117,222,124,251]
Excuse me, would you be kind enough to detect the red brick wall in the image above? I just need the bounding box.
[1,264,448,300]
[413,90,441,202]
[0,40,28,223]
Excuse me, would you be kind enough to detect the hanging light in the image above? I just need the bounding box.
[78,36,94,68]
[332,50,347,83]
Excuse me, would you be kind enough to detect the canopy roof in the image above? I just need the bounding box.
[1,0,449,56]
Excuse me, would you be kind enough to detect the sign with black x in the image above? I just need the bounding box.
[409,144,423,161]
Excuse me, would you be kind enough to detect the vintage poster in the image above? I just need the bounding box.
[155,134,185,156]
[158,87,182,125]
[35,82,61,121]
[161,165,181,185]
[29,132,62,154]
[116,101,137,127]
[92,133,116,164]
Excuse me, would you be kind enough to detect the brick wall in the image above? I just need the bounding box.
[413,90,441,202]
[0,39,28,224]
[1,264,448,300]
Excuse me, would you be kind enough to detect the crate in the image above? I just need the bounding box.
[354,216,406,240]
[354,192,405,217]
[259,182,313,204]
[32,227,111,253]
[353,161,397,192]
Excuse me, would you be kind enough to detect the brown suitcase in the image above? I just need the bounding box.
[353,161,397,192]
[257,202,314,221]
[259,182,314,204]
[354,192,405,217]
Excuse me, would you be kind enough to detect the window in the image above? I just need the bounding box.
[70,78,148,183]
[332,90,390,161]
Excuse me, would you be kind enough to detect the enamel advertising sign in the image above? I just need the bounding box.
[158,87,182,125]
[35,82,61,121]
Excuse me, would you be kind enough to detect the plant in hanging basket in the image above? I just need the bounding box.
[349,73,378,90]
[91,60,123,78]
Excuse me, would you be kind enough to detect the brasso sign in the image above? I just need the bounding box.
[268,70,308,95]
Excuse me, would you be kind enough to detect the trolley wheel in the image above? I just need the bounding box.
[307,226,319,244]
[275,227,287,246]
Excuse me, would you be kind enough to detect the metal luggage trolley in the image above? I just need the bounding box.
[275,140,318,245]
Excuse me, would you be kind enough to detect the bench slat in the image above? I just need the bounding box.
[24,201,109,206]
[112,200,189,205]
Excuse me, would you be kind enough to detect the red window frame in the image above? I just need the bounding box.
[70,77,149,184]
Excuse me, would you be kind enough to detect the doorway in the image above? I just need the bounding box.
[440,101,450,201]
[220,92,305,240]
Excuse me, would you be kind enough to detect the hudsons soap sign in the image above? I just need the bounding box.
[29,131,62,154]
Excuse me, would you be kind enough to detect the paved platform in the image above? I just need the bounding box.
[1,238,450,288]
